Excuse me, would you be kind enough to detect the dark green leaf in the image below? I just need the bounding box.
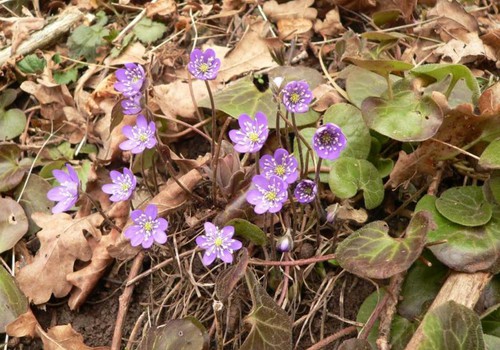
[0,266,28,332]
[480,140,500,170]
[372,10,401,26]
[67,13,109,61]
[418,301,485,350]
[336,211,432,279]
[435,186,493,227]
[0,197,28,254]
[0,89,17,108]
[225,219,266,246]
[345,57,413,77]
[53,68,79,85]
[17,54,46,74]
[240,271,292,350]
[482,307,500,338]
[0,145,31,192]
[0,108,26,141]
[141,317,209,350]
[133,18,167,44]
[328,157,384,209]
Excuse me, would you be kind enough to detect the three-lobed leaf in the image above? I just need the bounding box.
[133,18,167,44]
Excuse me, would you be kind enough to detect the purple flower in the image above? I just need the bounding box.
[121,93,142,115]
[187,48,221,80]
[312,123,347,160]
[228,112,269,153]
[124,204,168,249]
[196,222,242,266]
[276,232,293,253]
[119,114,157,154]
[102,168,137,202]
[114,63,146,97]
[47,164,80,214]
[294,179,317,204]
[247,175,288,214]
[282,81,313,114]
[260,148,298,185]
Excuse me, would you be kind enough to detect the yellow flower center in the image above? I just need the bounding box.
[265,191,277,201]
[121,183,130,191]
[143,221,153,232]
[214,237,223,247]
[139,133,149,142]
[275,165,286,176]
[290,93,300,103]
[199,63,209,73]
[248,132,259,142]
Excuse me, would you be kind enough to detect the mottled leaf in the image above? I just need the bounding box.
[0,197,28,254]
[415,195,500,273]
[225,219,267,246]
[0,145,32,192]
[361,91,443,142]
[480,139,500,170]
[67,11,109,61]
[435,186,493,227]
[0,89,26,141]
[336,211,432,279]
[0,266,28,332]
[411,63,480,104]
[141,317,208,350]
[133,18,166,44]
[328,157,384,209]
[418,301,485,350]
[16,54,46,74]
[215,249,248,301]
[240,271,292,350]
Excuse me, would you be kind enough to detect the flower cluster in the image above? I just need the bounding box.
[115,63,146,115]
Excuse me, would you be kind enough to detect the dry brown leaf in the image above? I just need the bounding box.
[153,80,209,120]
[96,113,137,162]
[5,310,38,339]
[263,0,317,21]
[479,82,500,117]
[145,0,176,17]
[481,29,500,65]
[311,84,345,112]
[434,32,486,64]
[11,18,45,54]
[331,0,376,12]
[277,18,313,40]
[41,324,110,350]
[314,8,345,37]
[104,42,147,66]
[16,212,104,305]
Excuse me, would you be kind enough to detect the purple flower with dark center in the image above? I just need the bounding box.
[47,164,80,214]
[247,175,288,214]
[260,148,298,185]
[196,222,242,266]
[124,204,168,249]
[102,168,137,202]
[119,114,157,154]
[294,179,317,204]
[121,93,142,115]
[228,112,269,153]
[187,48,221,80]
[312,123,347,160]
[282,81,313,114]
[114,63,145,97]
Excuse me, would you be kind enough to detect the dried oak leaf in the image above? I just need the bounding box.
[42,325,110,350]
[314,8,345,37]
[145,0,177,17]
[479,82,500,117]
[263,0,317,40]
[434,32,487,64]
[16,212,103,305]
[11,18,45,54]
[5,310,38,339]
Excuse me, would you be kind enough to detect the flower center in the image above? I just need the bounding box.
[303,186,312,195]
[290,93,301,103]
[138,133,149,142]
[143,221,153,232]
[199,63,209,73]
[321,132,332,145]
[264,191,277,201]
[120,182,131,192]
[214,237,223,247]
[248,132,260,142]
[275,165,286,176]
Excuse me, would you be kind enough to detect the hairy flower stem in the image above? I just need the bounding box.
[249,253,336,266]
[205,80,217,156]
[314,158,324,247]
[291,112,305,175]
[255,150,260,175]
[211,117,232,204]
[81,192,121,232]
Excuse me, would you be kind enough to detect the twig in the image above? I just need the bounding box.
[112,0,158,44]
[248,253,336,266]
[111,251,145,350]
[305,326,358,350]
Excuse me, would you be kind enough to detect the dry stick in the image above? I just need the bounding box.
[111,251,145,350]
[305,326,358,350]
[248,253,336,266]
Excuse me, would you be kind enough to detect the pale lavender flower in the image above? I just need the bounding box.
[124,204,168,249]
[228,112,269,153]
[187,48,221,80]
[102,168,137,202]
[121,93,142,115]
[294,179,317,204]
[119,114,157,154]
[282,81,313,113]
[276,232,293,253]
[47,164,80,214]
[246,175,288,214]
[260,148,298,184]
[196,222,242,266]
[312,123,347,160]
[114,63,145,97]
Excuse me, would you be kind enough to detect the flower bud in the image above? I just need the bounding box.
[276,231,293,253]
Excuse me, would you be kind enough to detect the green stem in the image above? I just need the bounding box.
[291,112,305,177]
[385,74,393,100]
[205,80,217,158]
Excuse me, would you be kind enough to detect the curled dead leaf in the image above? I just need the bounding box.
[263,0,317,22]
[314,8,345,37]
[145,0,176,17]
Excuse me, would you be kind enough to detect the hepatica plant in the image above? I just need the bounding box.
[313,123,347,160]
[282,80,313,114]
[119,114,157,154]
[115,63,146,115]
[47,164,80,214]
[102,168,137,202]
[124,204,168,249]
[196,222,242,265]
[229,112,269,153]
[187,48,221,80]
[260,148,299,185]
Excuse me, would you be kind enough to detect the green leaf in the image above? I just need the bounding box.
[0,89,17,109]
[53,68,79,85]
[323,103,371,160]
[225,219,266,246]
[398,252,448,320]
[240,271,292,350]
[339,338,374,350]
[133,18,167,44]
[485,171,500,204]
[67,12,109,61]
[215,249,248,301]
[336,211,432,279]
[142,317,209,350]
[0,108,26,141]
[361,91,443,142]
[345,57,414,77]
[0,266,28,333]
[418,301,485,350]
[17,54,46,74]
[411,63,480,104]
[480,140,500,170]
[372,10,401,26]
[415,195,500,273]
[328,157,384,209]
[0,145,31,192]
[482,307,500,338]
[435,186,493,227]
[0,197,28,254]
[484,334,500,350]
[199,67,323,129]
[47,141,74,160]
[14,174,53,235]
